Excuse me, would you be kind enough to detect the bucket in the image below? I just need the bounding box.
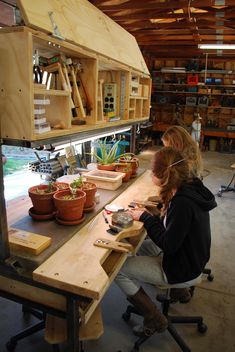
[209,139,217,152]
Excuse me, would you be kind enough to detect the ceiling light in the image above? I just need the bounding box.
[198,44,235,50]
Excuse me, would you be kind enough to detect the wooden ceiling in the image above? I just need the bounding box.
[88,0,235,60]
[1,0,235,61]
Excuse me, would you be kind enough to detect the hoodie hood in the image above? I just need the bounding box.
[175,178,217,211]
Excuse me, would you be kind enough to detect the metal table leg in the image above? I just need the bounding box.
[67,296,80,352]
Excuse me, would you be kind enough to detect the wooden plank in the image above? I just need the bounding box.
[45,305,104,344]
[17,0,149,74]
[0,275,66,311]
[0,31,33,140]
[33,171,156,299]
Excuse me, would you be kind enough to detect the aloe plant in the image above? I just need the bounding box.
[91,138,120,165]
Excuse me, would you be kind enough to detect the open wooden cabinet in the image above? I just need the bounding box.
[0,0,151,144]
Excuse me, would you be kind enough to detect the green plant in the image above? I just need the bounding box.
[91,138,132,165]
[70,176,84,189]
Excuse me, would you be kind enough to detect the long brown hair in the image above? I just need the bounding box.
[152,147,190,215]
[161,125,203,177]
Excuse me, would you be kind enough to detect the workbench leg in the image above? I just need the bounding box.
[66,297,80,352]
[0,144,10,261]
[130,125,136,154]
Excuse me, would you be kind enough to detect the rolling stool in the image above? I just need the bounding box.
[6,306,60,352]
[217,163,235,197]
[122,278,207,352]
[203,267,214,282]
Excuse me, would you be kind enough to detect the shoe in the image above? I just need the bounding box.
[170,288,192,303]
[127,287,168,336]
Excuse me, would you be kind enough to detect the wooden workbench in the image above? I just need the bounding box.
[6,169,145,271]
[1,170,158,350]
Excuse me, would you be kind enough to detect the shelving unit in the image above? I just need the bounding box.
[152,68,235,129]
[0,0,151,146]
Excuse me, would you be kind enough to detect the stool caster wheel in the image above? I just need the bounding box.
[122,311,131,322]
[6,340,17,352]
[207,274,214,282]
[198,323,207,333]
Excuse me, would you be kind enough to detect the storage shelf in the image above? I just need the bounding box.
[153,90,235,96]
[152,103,235,109]
[34,88,70,96]
[153,70,235,75]
[153,83,235,88]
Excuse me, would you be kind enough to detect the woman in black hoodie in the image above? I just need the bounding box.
[115,147,217,336]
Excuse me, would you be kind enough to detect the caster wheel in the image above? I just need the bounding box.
[6,340,17,352]
[122,311,131,322]
[198,323,207,334]
[207,274,214,282]
[189,286,195,297]
[217,192,222,197]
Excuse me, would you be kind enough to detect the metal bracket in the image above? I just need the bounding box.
[48,11,65,41]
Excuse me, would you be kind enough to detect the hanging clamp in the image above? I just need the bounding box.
[48,11,65,41]
[136,124,140,134]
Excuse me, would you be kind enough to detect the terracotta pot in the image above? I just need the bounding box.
[28,184,58,215]
[53,189,86,221]
[53,182,69,190]
[119,157,139,176]
[115,163,132,182]
[97,163,115,171]
[81,182,97,208]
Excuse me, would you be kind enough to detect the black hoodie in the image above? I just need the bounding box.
[140,178,217,284]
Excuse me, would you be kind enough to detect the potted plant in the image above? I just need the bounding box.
[91,138,123,171]
[28,183,58,215]
[70,176,97,210]
[53,188,86,223]
[114,163,132,182]
[119,153,139,176]
[53,182,69,190]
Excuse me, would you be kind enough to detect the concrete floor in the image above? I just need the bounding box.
[0,149,235,352]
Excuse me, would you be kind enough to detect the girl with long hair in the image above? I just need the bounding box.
[115,147,216,337]
[161,125,203,178]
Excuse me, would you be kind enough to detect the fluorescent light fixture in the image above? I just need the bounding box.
[198,44,235,50]
[54,126,132,151]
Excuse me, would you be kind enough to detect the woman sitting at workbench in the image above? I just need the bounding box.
[115,146,217,336]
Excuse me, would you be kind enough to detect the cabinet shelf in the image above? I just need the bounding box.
[34,88,70,96]
[152,70,235,75]
[153,90,235,96]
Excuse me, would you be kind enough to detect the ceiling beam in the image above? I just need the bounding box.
[96,0,235,11]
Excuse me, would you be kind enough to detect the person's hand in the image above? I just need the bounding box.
[127,207,146,221]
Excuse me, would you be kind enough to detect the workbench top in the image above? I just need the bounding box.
[33,170,157,300]
[6,169,145,270]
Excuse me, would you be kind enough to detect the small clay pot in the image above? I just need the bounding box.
[82,182,97,209]
[97,163,115,171]
[28,184,58,215]
[53,182,69,190]
[115,163,132,182]
[120,157,139,176]
[53,189,86,221]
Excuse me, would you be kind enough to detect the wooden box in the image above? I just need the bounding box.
[85,170,125,190]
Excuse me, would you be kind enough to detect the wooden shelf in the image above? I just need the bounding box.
[34,88,70,96]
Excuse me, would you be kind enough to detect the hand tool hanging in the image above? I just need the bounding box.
[68,63,86,122]
[33,50,42,84]
[44,62,74,117]
[73,60,93,115]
